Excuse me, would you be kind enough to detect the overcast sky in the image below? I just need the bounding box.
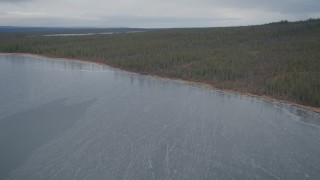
[0,0,319,28]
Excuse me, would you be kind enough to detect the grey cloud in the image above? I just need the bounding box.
[179,0,320,13]
[0,0,319,27]
[0,0,32,2]
[223,0,320,13]
[156,0,320,14]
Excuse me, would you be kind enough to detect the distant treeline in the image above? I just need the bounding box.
[0,19,320,107]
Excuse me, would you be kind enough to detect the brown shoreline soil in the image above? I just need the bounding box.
[1,52,319,113]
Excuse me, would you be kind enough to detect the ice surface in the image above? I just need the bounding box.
[0,54,320,180]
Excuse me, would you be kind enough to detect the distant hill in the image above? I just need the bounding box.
[0,26,149,36]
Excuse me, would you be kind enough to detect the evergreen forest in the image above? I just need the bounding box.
[0,19,319,107]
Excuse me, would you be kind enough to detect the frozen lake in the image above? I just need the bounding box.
[0,54,320,180]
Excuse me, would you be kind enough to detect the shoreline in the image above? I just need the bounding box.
[1,52,319,113]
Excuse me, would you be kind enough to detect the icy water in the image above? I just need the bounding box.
[0,54,320,180]
[41,31,144,37]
